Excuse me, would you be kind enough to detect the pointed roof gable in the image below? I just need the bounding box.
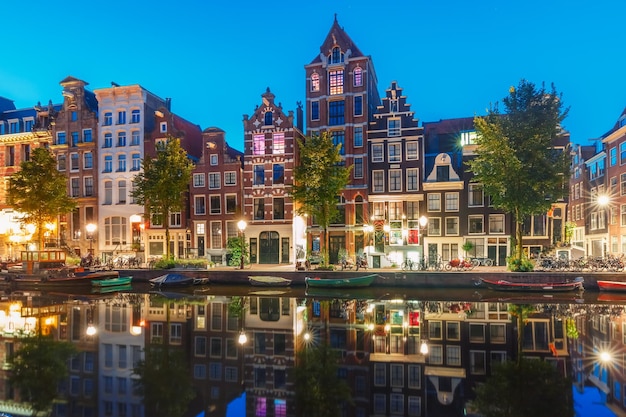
[309,15,364,64]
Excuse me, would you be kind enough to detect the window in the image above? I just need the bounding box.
[160,122,167,132]
[372,144,384,162]
[446,217,459,235]
[469,323,486,342]
[447,346,462,366]
[388,118,400,136]
[406,141,418,160]
[211,221,222,248]
[253,134,265,155]
[254,198,264,220]
[372,171,384,193]
[118,180,126,204]
[57,132,67,145]
[131,130,140,145]
[273,164,285,184]
[331,131,345,155]
[84,177,94,196]
[489,214,505,233]
[117,154,126,172]
[470,351,486,374]
[407,168,418,191]
[104,216,127,245]
[131,154,140,171]
[468,184,483,206]
[273,198,285,220]
[71,178,80,197]
[273,133,285,154]
[621,142,626,165]
[170,323,182,344]
[193,173,205,188]
[429,345,443,364]
[310,72,320,92]
[428,194,441,211]
[390,99,398,113]
[329,70,344,95]
[353,66,363,86]
[329,100,345,126]
[354,126,363,147]
[117,132,126,147]
[389,170,402,192]
[354,157,363,178]
[224,171,236,186]
[103,155,113,172]
[226,195,236,214]
[469,215,484,234]
[490,323,506,343]
[428,218,441,236]
[389,143,401,162]
[610,147,617,166]
[209,173,220,189]
[83,129,93,143]
[117,111,126,124]
[71,131,79,146]
[131,109,140,123]
[104,112,112,126]
[70,153,79,171]
[210,154,218,165]
[354,95,363,116]
[264,111,273,126]
[210,195,221,214]
[445,193,459,211]
[311,101,319,120]
[195,196,206,215]
[103,133,112,148]
[253,165,264,186]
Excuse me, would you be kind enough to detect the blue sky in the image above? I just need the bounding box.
[2,0,625,150]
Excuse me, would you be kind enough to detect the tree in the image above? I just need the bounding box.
[291,132,351,264]
[471,358,573,417]
[294,343,353,417]
[7,147,77,250]
[9,334,77,415]
[131,138,194,259]
[468,80,570,265]
[226,236,248,268]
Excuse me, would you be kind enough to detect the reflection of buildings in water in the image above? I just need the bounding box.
[0,292,621,416]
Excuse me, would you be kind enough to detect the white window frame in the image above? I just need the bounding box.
[372,144,384,163]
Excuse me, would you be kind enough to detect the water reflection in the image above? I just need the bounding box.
[0,285,619,416]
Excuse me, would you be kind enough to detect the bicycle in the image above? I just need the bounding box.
[401,258,416,271]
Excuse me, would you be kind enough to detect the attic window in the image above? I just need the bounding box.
[264,111,273,126]
[329,47,344,64]
[160,122,167,133]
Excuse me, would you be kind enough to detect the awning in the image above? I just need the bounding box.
[425,366,466,378]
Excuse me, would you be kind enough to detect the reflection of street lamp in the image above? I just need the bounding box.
[86,223,96,255]
[239,330,247,389]
[237,220,247,269]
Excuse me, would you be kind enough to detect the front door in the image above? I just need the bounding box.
[259,231,279,264]
[329,235,345,265]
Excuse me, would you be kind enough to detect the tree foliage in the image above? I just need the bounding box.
[291,132,351,264]
[294,343,353,417]
[471,358,573,417]
[131,138,194,258]
[9,334,77,414]
[468,80,570,263]
[6,147,77,250]
[133,344,195,417]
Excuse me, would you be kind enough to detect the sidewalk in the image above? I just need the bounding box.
[209,262,509,274]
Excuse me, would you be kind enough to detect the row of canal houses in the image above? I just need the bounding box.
[0,16,590,269]
[0,287,594,417]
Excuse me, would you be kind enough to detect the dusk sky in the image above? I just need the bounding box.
[2,0,625,150]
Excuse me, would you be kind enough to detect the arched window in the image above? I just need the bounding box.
[104,216,128,245]
[354,66,363,87]
[329,47,343,64]
[264,111,273,126]
[311,72,320,92]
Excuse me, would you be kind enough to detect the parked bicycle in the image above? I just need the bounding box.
[470,257,494,267]
[401,258,416,271]
[444,258,476,271]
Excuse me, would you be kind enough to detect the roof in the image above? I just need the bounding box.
[309,15,364,65]
[423,117,476,135]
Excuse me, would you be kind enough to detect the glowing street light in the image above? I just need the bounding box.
[86,223,96,255]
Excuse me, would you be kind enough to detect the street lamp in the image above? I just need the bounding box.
[86,223,96,256]
[237,220,247,269]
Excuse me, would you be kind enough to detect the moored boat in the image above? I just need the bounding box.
[249,276,292,287]
[597,280,626,292]
[150,273,208,288]
[92,276,133,287]
[305,274,378,288]
[478,276,584,292]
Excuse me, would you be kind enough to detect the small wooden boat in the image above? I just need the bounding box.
[92,276,133,287]
[248,276,292,287]
[478,276,584,292]
[92,283,133,294]
[150,273,208,288]
[305,274,378,288]
[597,280,626,292]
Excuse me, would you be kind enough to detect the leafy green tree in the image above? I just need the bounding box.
[7,147,77,250]
[9,334,77,415]
[131,138,194,259]
[226,236,248,267]
[471,358,573,417]
[294,343,353,417]
[468,80,570,264]
[291,132,351,264]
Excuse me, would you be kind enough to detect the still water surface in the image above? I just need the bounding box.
[0,284,618,417]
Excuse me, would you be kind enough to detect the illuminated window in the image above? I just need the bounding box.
[310,72,320,92]
[273,132,285,154]
[329,70,344,95]
[253,134,265,155]
[354,66,363,86]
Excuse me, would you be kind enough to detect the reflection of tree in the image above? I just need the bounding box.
[9,334,77,415]
[472,358,573,417]
[508,304,534,365]
[294,343,353,417]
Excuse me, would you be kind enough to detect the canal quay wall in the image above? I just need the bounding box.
[120,265,622,291]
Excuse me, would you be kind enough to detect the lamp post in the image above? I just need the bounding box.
[86,223,96,256]
[237,220,247,269]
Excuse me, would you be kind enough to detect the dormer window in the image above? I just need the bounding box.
[329,47,344,64]
[264,111,273,126]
